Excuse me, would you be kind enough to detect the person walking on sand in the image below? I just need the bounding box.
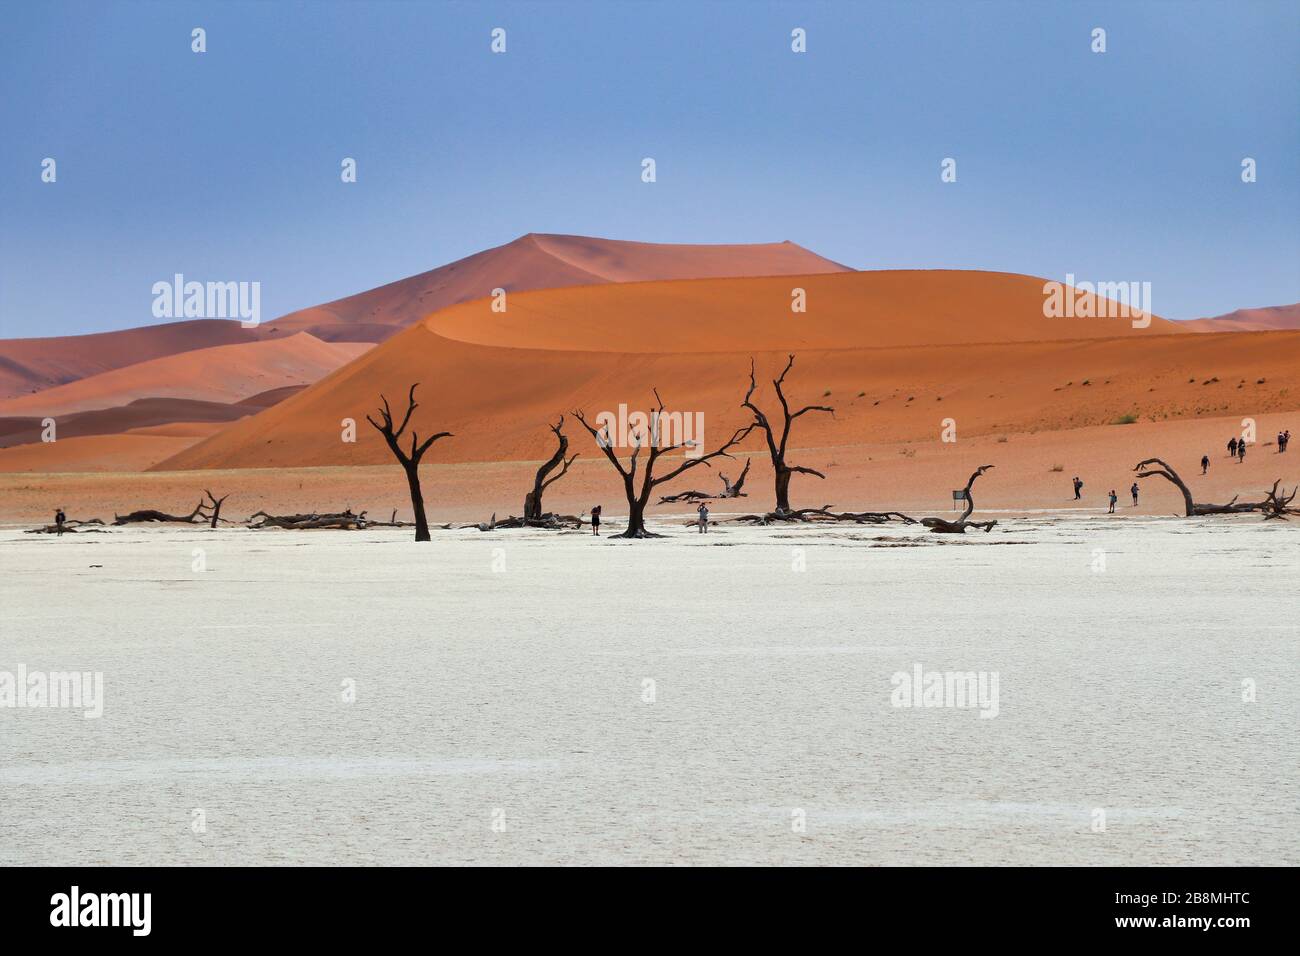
[1228,436,1238,458]
[1130,482,1139,507]
[1072,476,1083,500]
[1201,454,1210,475]
[54,508,66,537]
[1108,490,1118,514]
[696,502,709,534]
[1238,439,1247,463]
[590,505,601,536]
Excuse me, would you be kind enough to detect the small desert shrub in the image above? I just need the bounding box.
[996,436,1009,443]
[1112,412,1139,425]
[899,447,917,458]
[1049,464,1064,472]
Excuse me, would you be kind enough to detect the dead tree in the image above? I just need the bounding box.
[742,355,834,513]
[720,458,751,497]
[1261,480,1299,520]
[203,490,229,528]
[729,506,917,526]
[114,494,225,525]
[523,417,578,521]
[573,390,753,538]
[1133,458,1263,515]
[921,465,997,533]
[26,518,107,534]
[366,383,452,542]
[657,489,713,504]
[656,459,752,504]
[248,509,368,530]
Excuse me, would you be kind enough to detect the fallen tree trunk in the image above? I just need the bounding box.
[725,505,918,526]
[475,512,583,531]
[1260,480,1298,520]
[248,509,368,530]
[921,465,997,533]
[1134,458,1266,515]
[26,518,107,534]
[114,500,206,525]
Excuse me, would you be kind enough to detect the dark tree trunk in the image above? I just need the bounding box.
[405,463,431,541]
[621,498,649,538]
[774,468,792,513]
[523,417,576,521]
[204,490,229,528]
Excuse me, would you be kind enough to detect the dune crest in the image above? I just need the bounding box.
[147,269,1300,475]
[1180,303,1300,333]
[0,333,369,418]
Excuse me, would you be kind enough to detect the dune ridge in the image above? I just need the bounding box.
[0,333,369,419]
[1181,303,1300,333]
[146,270,1300,475]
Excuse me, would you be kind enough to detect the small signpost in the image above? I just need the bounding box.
[952,489,968,510]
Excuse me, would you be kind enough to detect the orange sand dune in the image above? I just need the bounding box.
[0,431,217,474]
[1,397,253,448]
[152,271,1298,474]
[0,319,271,400]
[0,333,370,418]
[0,233,845,404]
[1181,303,1300,333]
[268,233,850,342]
[425,269,1185,352]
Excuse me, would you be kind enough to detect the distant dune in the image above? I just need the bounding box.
[0,427,225,474]
[0,234,847,424]
[268,233,851,342]
[0,333,369,419]
[0,319,272,401]
[0,388,308,450]
[1180,303,1300,333]
[147,268,1300,475]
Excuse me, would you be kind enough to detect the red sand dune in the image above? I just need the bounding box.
[0,333,369,419]
[151,269,1300,476]
[268,232,850,342]
[0,233,848,417]
[0,387,309,449]
[0,319,272,400]
[1180,303,1300,333]
[0,426,227,474]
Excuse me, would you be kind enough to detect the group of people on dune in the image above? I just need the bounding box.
[1067,426,1294,516]
[1071,475,1139,513]
[1225,429,1291,464]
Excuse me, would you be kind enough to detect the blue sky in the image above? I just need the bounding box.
[1,0,1296,337]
